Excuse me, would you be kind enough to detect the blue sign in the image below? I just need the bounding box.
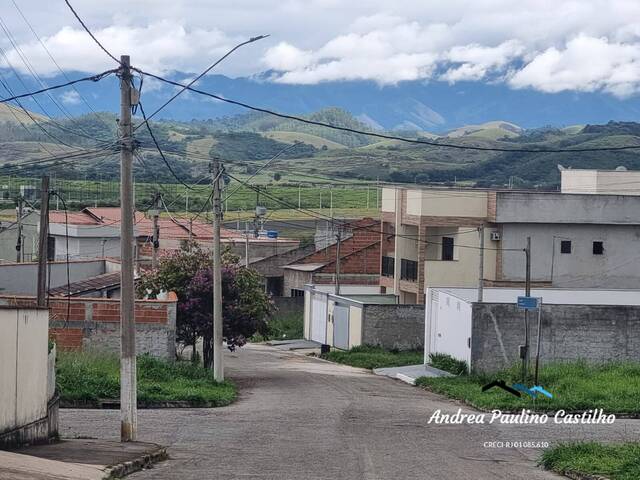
[517,296,539,310]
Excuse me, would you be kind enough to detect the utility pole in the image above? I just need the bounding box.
[36,176,49,306]
[188,217,193,248]
[245,226,250,268]
[119,55,137,442]
[151,193,160,269]
[521,236,531,382]
[211,157,224,381]
[330,188,333,219]
[298,184,301,209]
[16,196,23,263]
[335,227,342,296]
[477,225,484,302]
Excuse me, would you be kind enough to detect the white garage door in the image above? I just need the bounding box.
[311,295,327,344]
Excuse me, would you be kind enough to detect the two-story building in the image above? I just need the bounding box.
[380,185,640,304]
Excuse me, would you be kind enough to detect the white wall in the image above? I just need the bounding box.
[0,307,49,434]
[500,223,640,287]
[424,289,472,366]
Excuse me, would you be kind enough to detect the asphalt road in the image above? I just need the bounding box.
[60,345,640,480]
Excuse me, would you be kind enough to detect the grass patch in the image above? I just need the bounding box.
[540,442,640,480]
[57,351,236,407]
[415,361,640,414]
[321,345,423,370]
[428,353,468,375]
[254,311,304,342]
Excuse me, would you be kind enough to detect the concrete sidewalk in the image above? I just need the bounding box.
[0,439,167,480]
[373,363,453,384]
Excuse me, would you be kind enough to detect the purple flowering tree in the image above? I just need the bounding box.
[137,242,272,368]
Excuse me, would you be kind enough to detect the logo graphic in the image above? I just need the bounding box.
[482,380,553,399]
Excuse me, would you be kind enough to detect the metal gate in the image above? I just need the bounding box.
[310,294,327,344]
[333,304,350,350]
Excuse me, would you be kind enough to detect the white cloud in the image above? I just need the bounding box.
[59,90,81,105]
[509,35,640,97]
[3,0,640,96]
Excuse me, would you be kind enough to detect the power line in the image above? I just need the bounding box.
[225,172,521,252]
[63,0,120,65]
[137,101,194,189]
[9,0,112,131]
[135,69,640,154]
[0,69,118,104]
[133,35,268,131]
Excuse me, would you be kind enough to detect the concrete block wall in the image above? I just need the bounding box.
[361,304,424,350]
[0,294,177,360]
[471,303,640,373]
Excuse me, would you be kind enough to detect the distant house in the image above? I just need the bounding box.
[46,207,299,263]
[283,218,388,297]
[0,209,39,263]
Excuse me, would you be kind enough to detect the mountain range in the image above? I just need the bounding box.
[3,70,640,132]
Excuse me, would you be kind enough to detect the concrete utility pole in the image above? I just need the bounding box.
[244,221,250,268]
[151,193,160,269]
[298,184,302,209]
[36,176,49,306]
[211,157,224,381]
[477,226,484,302]
[521,236,531,382]
[16,196,23,263]
[119,55,137,442]
[335,228,342,296]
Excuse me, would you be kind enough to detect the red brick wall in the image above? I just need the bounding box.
[0,293,177,352]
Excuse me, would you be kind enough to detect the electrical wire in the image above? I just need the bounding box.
[225,171,523,252]
[132,35,268,130]
[0,68,118,104]
[135,69,640,154]
[48,190,71,324]
[9,0,112,132]
[137,101,194,189]
[63,0,120,65]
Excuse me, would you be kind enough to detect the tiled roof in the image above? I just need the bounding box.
[48,272,122,297]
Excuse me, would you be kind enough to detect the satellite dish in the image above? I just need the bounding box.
[615,166,628,171]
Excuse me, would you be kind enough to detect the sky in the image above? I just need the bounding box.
[2,0,640,98]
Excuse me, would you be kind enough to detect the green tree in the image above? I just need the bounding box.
[137,243,272,367]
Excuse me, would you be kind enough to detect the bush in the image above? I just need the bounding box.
[428,353,468,375]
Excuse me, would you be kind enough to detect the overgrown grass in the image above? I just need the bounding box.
[415,361,640,414]
[57,351,236,407]
[322,345,423,370]
[428,352,468,375]
[540,442,640,480]
[254,311,304,342]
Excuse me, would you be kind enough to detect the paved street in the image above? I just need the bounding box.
[61,345,640,480]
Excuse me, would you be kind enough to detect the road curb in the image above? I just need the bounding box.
[560,470,610,480]
[104,444,168,479]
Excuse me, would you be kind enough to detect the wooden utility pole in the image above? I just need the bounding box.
[119,55,137,442]
[211,158,224,381]
[335,228,342,295]
[16,196,23,263]
[36,176,49,306]
[477,226,484,302]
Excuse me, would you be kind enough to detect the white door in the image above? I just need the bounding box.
[433,293,472,366]
[311,295,327,344]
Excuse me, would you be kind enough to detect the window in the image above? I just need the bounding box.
[290,289,305,297]
[381,256,395,277]
[560,240,572,254]
[441,236,454,261]
[400,259,418,281]
[593,241,604,255]
[47,236,56,261]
